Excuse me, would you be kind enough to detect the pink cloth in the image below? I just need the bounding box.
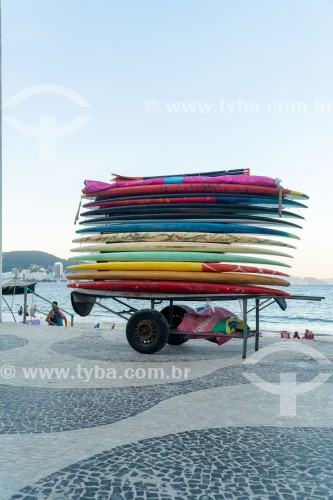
[82,175,279,194]
[177,305,240,346]
[196,306,236,318]
[82,180,112,194]
[178,314,220,334]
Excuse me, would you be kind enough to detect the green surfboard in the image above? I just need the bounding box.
[68,251,291,267]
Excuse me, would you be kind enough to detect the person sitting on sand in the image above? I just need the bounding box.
[46,301,67,327]
[302,329,314,339]
[293,331,300,339]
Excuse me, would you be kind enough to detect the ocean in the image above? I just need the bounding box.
[2,282,333,336]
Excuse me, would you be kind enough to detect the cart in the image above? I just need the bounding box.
[70,289,325,358]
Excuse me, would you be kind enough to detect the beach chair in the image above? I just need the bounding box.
[303,331,314,340]
[23,319,41,325]
[280,330,290,339]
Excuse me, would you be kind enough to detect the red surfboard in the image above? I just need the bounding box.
[83,183,303,200]
[68,280,290,296]
[201,263,289,276]
[84,196,242,208]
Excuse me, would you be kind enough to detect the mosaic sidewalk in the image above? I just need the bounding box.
[0,323,332,499]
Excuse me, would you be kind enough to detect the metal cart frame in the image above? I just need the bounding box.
[71,289,325,358]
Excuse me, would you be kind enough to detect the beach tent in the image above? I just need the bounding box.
[2,277,36,295]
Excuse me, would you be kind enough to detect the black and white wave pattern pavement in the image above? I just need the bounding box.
[11,427,333,499]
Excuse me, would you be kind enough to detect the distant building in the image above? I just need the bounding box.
[54,262,63,279]
[21,269,29,280]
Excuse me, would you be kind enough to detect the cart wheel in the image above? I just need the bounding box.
[160,305,190,345]
[126,309,170,354]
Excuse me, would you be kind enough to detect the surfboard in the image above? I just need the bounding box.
[75,222,300,240]
[84,190,307,209]
[67,261,290,276]
[72,232,297,248]
[82,178,308,199]
[71,171,307,300]
[84,194,307,209]
[83,175,277,192]
[81,204,304,219]
[111,168,250,181]
[67,280,290,296]
[82,183,308,199]
[70,242,293,258]
[82,169,249,193]
[79,214,303,229]
[66,270,290,287]
[68,251,291,267]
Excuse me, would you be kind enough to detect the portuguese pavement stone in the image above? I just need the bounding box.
[0,322,332,499]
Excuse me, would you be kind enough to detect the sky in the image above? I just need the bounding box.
[1,0,333,278]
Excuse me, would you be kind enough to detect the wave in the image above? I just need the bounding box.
[255,315,333,324]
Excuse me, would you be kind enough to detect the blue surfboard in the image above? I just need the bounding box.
[76,222,300,239]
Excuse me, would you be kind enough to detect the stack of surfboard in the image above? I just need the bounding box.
[67,169,309,297]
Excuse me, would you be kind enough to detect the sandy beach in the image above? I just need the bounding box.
[0,320,332,498]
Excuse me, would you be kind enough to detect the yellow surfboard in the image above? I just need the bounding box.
[70,241,292,258]
[67,260,289,277]
[68,261,206,272]
[66,270,289,286]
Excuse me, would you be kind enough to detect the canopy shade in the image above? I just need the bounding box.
[2,278,36,295]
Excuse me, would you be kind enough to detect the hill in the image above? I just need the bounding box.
[2,251,333,284]
[2,251,70,273]
[289,276,333,285]
[322,278,333,284]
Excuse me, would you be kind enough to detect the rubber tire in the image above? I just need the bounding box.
[160,305,189,345]
[126,309,170,354]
